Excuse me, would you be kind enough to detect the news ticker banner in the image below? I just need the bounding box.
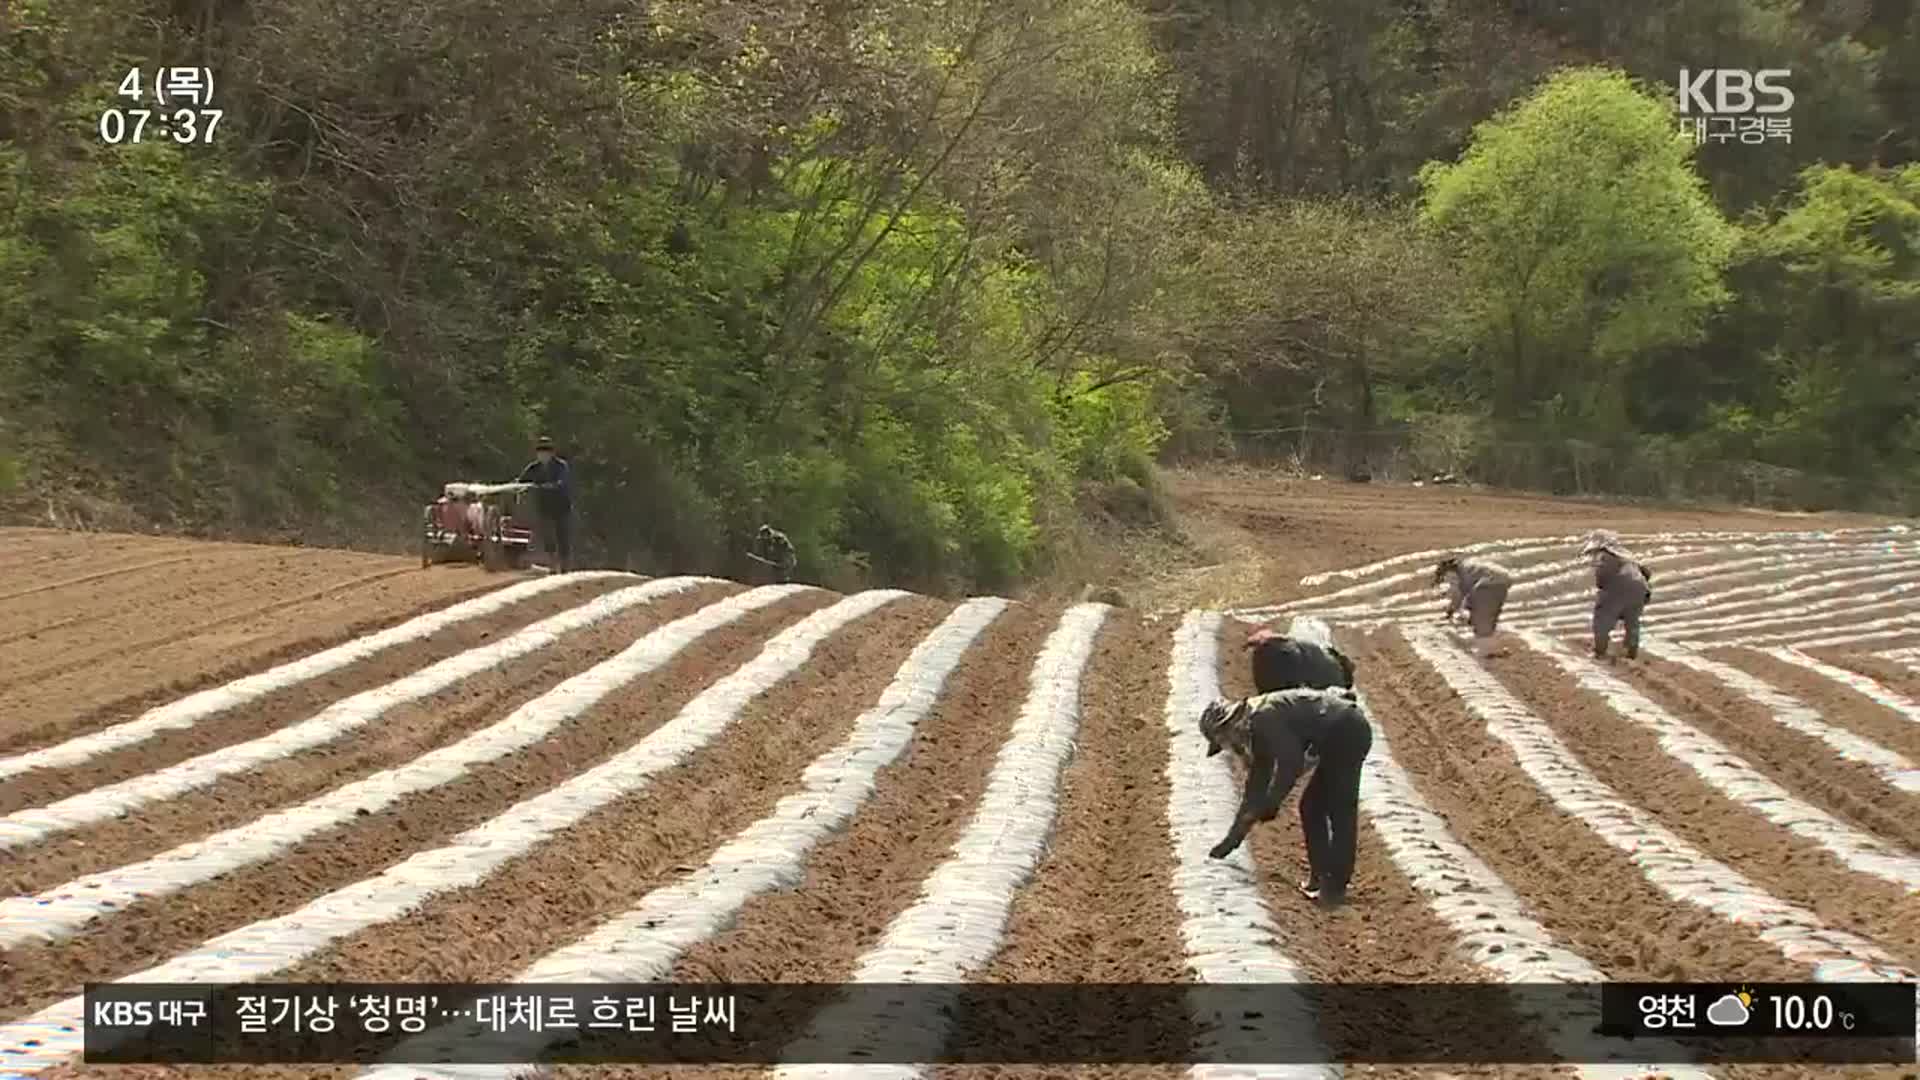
[82,982,1916,1065]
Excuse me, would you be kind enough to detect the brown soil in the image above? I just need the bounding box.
[0,528,519,744]
[1808,649,1920,705]
[1483,647,1920,970]
[1621,656,1920,846]
[931,612,1195,1080]
[0,575,631,812]
[1713,647,1920,761]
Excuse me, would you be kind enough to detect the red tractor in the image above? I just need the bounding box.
[421,481,536,572]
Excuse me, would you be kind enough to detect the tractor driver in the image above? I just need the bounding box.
[517,434,574,573]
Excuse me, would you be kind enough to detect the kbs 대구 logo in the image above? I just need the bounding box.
[1675,68,1794,147]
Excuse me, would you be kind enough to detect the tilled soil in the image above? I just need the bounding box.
[0,574,632,812]
[1483,647,1920,970]
[1712,646,1920,760]
[1217,622,1561,1080]
[1620,657,1920,847]
[0,584,751,897]
[1349,633,1896,1080]
[1810,648,1920,705]
[0,531,514,744]
[0,583,769,1020]
[931,612,1194,1080]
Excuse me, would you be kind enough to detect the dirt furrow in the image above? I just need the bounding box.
[1214,620,1559,1080]
[1484,647,1920,969]
[563,604,1059,1080]
[667,602,1056,982]
[0,583,816,1023]
[1714,648,1920,760]
[0,576,631,811]
[1810,648,1920,703]
[0,583,746,900]
[931,612,1193,1080]
[1349,630,1881,1080]
[262,596,955,985]
[0,568,507,744]
[1618,657,1920,846]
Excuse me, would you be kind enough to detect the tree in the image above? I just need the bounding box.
[1417,66,1738,431]
[1728,163,1920,483]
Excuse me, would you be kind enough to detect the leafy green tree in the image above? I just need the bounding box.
[1417,66,1738,431]
[1724,164,1920,485]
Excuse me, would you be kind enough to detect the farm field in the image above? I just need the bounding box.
[1,482,1918,1080]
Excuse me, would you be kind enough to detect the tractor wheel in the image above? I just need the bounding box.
[481,537,507,572]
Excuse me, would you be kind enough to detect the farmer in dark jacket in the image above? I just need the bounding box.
[1583,532,1652,660]
[1245,627,1356,694]
[516,435,574,573]
[1199,687,1375,909]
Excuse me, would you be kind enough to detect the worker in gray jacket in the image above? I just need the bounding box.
[1584,533,1652,660]
[1434,554,1513,657]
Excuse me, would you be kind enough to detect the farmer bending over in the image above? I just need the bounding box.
[1583,532,1652,660]
[753,524,797,584]
[516,435,574,573]
[1435,554,1512,657]
[1244,626,1356,693]
[1199,687,1375,909]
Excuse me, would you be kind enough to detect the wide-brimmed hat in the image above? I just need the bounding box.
[534,434,556,451]
[1580,530,1622,557]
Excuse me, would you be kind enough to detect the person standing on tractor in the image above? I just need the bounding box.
[752,524,797,584]
[517,435,574,573]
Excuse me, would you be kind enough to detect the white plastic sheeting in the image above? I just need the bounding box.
[1249,534,1888,625]
[1235,526,1909,621]
[1885,647,1920,675]
[351,597,1014,1080]
[1732,610,1920,650]
[760,603,1112,1079]
[1515,630,1920,893]
[1761,646,1920,726]
[1284,618,1714,1080]
[0,576,711,852]
[1638,641,1920,795]
[0,575,777,950]
[0,585,900,1076]
[1654,576,1920,643]
[1514,550,1920,631]
[0,570,638,783]
[1164,611,1337,1080]
[1400,625,1920,1052]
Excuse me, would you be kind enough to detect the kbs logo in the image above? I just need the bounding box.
[1675,69,1794,146]
[1677,69,1794,115]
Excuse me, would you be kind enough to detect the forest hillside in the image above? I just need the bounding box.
[1,0,1915,591]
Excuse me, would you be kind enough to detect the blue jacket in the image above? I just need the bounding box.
[517,456,573,514]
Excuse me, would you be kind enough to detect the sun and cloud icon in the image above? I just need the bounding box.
[1707,985,1758,1026]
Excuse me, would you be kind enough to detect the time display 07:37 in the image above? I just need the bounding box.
[99,107,222,145]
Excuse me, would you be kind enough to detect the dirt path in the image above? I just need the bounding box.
[1620,657,1920,847]
[1714,648,1920,760]
[1484,648,1920,969]
[0,575,631,811]
[0,549,513,743]
[931,612,1194,1080]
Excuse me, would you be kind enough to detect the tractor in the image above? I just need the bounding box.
[421,481,535,572]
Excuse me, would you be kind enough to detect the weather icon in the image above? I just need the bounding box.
[1707,986,1757,1027]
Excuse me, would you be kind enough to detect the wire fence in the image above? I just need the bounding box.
[1164,423,1916,515]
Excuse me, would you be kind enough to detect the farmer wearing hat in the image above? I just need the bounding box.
[1198,686,1374,909]
[1582,531,1652,660]
[751,524,798,584]
[517,435,575,572]
[1434,553,1513,657]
